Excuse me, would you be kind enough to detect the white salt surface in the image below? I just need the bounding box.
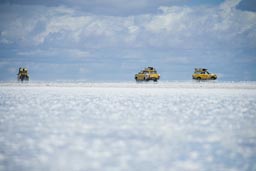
[0,82,256,171]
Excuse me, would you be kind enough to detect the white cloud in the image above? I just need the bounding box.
[0,38,13,44]
[34,15,91,44]
[145,6,190,33]
[1,1,255,50]
[173,161,201,171]
[143,1,256,48]
[0,0,255,81]
[0,0,186,15]
[17,48,90,59]
[220,0,242,11]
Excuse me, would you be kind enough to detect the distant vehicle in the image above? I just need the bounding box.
[135,67,160,82]
[192,68,217,80]
[17,67,29,82]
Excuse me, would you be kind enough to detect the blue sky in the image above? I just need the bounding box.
[0,0,255,81]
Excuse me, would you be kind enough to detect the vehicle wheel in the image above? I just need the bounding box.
[153,79,158,82]
[211,77,216,80]
[197,77,201,80]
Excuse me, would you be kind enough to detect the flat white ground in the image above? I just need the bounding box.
[0,82,256,171]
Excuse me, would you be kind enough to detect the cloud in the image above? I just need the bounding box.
[1,0,255,50]
[17,48,90,59]
[220,0,241,10]
[0,38,13,44]
[144,1,256,49]
[0,0,187,15]
[0,0,255,81]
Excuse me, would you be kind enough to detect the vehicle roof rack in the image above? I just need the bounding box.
[195,68,207,72]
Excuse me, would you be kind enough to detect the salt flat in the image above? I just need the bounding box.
[0,82,256,171]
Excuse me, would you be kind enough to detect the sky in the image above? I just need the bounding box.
[0,0,255,81]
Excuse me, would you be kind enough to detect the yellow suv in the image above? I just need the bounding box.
[192,68,217,80]
[135,67,160,82]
